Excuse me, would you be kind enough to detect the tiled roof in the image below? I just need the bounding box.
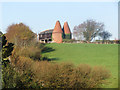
[39,29,53,34]
[63,22,71,34]
[53,20,63,33]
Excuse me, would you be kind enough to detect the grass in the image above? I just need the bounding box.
[43,43,118,88]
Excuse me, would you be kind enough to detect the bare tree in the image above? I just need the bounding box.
[73,19,104,42]
[73,26,84,40]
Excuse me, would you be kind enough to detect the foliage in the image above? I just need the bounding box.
[32,61,110,88]
[62,29,65,39]
[65,34,71,39]
[0,33,14,66]
[2,61,37,88]
[0,33,22,89]
[0,31,2,35]
[73,19,104,42]
[11,41,46,62]
[1,32,37,88]
[115,40,120,44]
[2,64,21,88]
[98,31,112,43]
[5,23,36,46]
[72,64,110,88]
[95,40,119,44]
[6,55,110,88]
[63,39,76,43]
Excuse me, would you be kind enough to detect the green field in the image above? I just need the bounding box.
[43,43,118,88]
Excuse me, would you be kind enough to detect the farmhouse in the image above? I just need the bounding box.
[38,29,53,43]
[39,20,72,43]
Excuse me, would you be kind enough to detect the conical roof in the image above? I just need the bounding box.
[63,22,71,34]
[53,20,63,33]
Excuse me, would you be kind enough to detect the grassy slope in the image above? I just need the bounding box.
[43,43,118,88]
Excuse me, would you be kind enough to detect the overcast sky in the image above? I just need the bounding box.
[0,2,118,40]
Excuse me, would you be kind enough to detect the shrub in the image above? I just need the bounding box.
[31,62,75,88]
[2,56,38,89]
[63,39,76,43]
[2,63,38,88]
[71,64,110,88]
[31,62,110,88]
[5,55,110,88]
[2,64,24,88]
[64,34,71,39]
[11,42,45,61]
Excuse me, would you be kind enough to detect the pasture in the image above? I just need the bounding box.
[43,43,118,88]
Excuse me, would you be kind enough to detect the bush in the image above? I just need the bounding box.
[30,62,110,88]
[2,56,39,89]
[11,42,46,61]
[2,63,38,88]
[32,62,75,88]
[71,64,110,88]
[63,39,76,43]
[7,48,111,89]
[64,34,71,39]
[2,64,21,88]
[95,40,120,44]
[3,58,110,88]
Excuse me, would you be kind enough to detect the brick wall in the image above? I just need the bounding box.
[52,32,63,43]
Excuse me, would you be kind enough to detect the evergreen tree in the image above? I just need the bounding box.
[0,33,14,66]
